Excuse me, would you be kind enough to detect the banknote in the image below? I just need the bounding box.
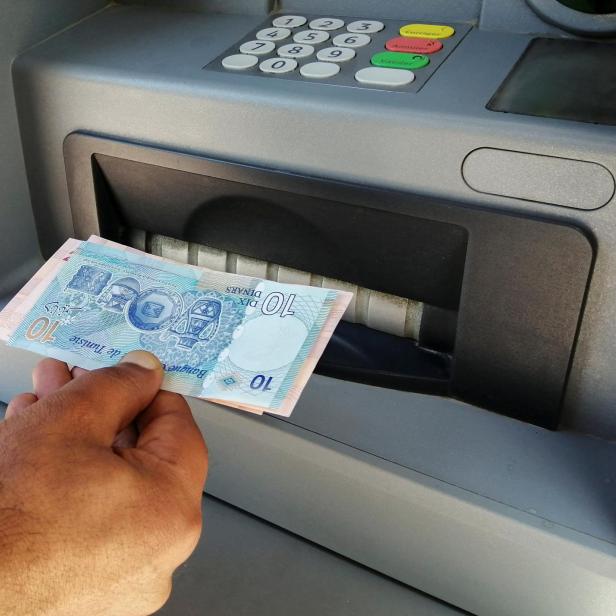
[0,237,352,416]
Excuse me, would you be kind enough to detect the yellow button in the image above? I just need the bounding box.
[399,23,455,39]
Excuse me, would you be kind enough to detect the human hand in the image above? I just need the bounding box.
[0,351,208,616]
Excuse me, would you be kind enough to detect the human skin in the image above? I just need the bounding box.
[0,351,208,615]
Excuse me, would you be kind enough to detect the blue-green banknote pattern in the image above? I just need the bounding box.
[1,239,351,416]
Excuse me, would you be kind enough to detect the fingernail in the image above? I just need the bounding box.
[120,350,162,371]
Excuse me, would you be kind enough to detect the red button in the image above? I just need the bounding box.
[385,37,443,54]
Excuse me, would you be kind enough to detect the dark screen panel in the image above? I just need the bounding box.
[488,38,616,126]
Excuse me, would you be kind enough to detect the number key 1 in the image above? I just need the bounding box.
[272,15,308,28]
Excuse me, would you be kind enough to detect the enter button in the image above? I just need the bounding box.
[371,51,429,70]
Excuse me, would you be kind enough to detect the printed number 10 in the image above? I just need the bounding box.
[251,375,273,391]
[261,292,296,317]
[25,317,61,343]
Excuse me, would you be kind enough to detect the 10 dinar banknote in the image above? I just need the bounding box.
[0,237,352,416]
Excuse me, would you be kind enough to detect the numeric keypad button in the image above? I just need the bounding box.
[332,33,371,48]
[239,40,276,55]
[259,57,298,74]
[309,18,345,31]
[293,29,330,44]
[277,43,315,59]
[300,62,341,79]
[355,66,415,87]
[272,15,307,28]
[316,46,356,62]
[222,54,258,70]
[256,27,291,41]
[347,20,384,33]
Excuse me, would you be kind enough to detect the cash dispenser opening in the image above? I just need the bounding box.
[64,133,592,430]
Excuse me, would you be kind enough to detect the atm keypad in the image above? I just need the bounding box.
[207,14,471,93]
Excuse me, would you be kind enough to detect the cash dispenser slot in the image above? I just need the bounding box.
[130,231,453,397]
[64,133,594,429]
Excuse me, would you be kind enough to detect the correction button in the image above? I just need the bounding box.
[400,23,455,39]
[221,54,258,70]
[239,40,276,55]
[256,27,292,41]
[277,43,315,59]
[347,20,385,33]
[293,29,330,44]
[309,17,345,31]
[371,51,429,70]
[316,46,356,62]
[355,67,415,87]
[300,62,341,79]
[272,15,307,28]
[385,37,443,54]
[332,32,371,48]
[259,57,298,74]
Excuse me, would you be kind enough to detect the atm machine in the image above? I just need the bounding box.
[1,1,616,614]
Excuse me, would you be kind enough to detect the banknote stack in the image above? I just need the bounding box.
[0,236,352,416]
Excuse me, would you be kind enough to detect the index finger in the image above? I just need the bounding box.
[30,352,164,445]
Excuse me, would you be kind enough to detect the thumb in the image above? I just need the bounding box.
[38,350,164,445]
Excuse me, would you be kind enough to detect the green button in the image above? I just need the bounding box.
[371,51,430,70]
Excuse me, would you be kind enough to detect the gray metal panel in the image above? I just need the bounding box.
[277,0,481,21]
[0,0,107,296]
[479,0,564,34]
[158,497,465,616]
[10,5,616,436]
[192,394,616,616]
[122,0,273,15]
[1,342,615,616]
